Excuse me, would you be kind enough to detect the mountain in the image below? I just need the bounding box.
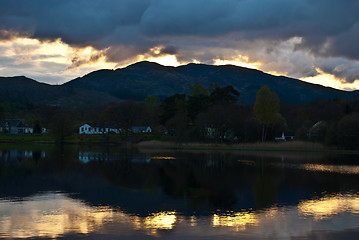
[65,61,359,104]
[0,62,358,108]
[0,76,120,108]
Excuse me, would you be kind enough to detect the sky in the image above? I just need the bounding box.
[1,0,359,90]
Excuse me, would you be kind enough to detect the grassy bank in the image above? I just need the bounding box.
[0,134,55,143]
[0,133,163,145]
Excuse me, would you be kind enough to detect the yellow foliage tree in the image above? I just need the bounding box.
[253,86,280,142]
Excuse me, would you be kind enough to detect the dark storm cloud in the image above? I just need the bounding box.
[158,45,178,55]
[1,0,359,82]
[0,0,151,47]
[316,58,359,83]
[67,52,105,70]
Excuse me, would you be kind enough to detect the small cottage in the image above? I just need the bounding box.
[79,124,121,134]
[0,119,33,134]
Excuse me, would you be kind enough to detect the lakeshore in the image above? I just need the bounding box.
[1,134,358,154]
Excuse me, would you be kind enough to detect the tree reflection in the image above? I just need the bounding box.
[2,147,359,216]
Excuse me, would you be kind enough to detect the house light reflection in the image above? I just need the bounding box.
[298,194,359,220]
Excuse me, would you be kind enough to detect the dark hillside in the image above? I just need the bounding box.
[65,61,359,104]
[1,62,358,109]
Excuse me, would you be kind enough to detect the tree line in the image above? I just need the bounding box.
[1,83,359,148]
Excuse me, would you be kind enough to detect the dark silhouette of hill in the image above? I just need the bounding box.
[65,61,359,104]
[0,61,358,108]
[0,76,120,108]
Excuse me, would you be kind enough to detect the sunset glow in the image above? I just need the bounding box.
[214,58,261,70]
[0,35,358,90]
[1,0,359,89]
[301,68,359,91]
[0,33,348,90]
[146,55,181,67]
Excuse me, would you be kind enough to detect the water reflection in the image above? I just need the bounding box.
[213,211,258,231]
[134,211,178,235]
[0,192,113,239]
[301,163,359,175]
[2,147,359,239]
[0,149,46,164]
[150,156,176,160]
[79,151,122,163]
[79,151,175,163]
[2,192,359,239]
[144,211,177,230]
[0,192,181,238]
[298,194,359,220]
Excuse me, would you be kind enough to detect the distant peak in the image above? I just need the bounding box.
[0,75,35,81]
[127,61,163,68]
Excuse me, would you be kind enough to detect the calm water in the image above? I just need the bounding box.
[1,146,359,239]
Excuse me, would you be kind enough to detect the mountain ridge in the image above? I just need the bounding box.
[0,61,358,108]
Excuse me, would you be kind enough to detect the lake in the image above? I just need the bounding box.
[1,145,359,239]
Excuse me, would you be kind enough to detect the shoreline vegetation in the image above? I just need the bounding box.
[2,85,359,152]
[1,134,359,154]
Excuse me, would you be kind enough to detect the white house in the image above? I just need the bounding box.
[131,126,152,133]
[79,124,92,134]
[79,124,121,134]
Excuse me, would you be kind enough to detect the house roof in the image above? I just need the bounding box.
[1,119,28,128]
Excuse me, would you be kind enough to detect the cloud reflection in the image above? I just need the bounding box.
[0,192,114,239]
[2,192,359,239]
[298,194,359,220]
[212,211,258,231]
[0,193,180,238]
[301,163,359,175]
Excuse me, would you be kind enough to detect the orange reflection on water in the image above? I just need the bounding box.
[302,164,359,175]
[298,194,359,220]
[150,156,176,160]
[0,193,113,239]
[131,211,178,235]
[189,215,198,227]
[0,193,181,238]
[144,211,177,234]
[212,211,258,231]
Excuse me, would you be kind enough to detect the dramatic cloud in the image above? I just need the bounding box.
[1,0,359,86]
